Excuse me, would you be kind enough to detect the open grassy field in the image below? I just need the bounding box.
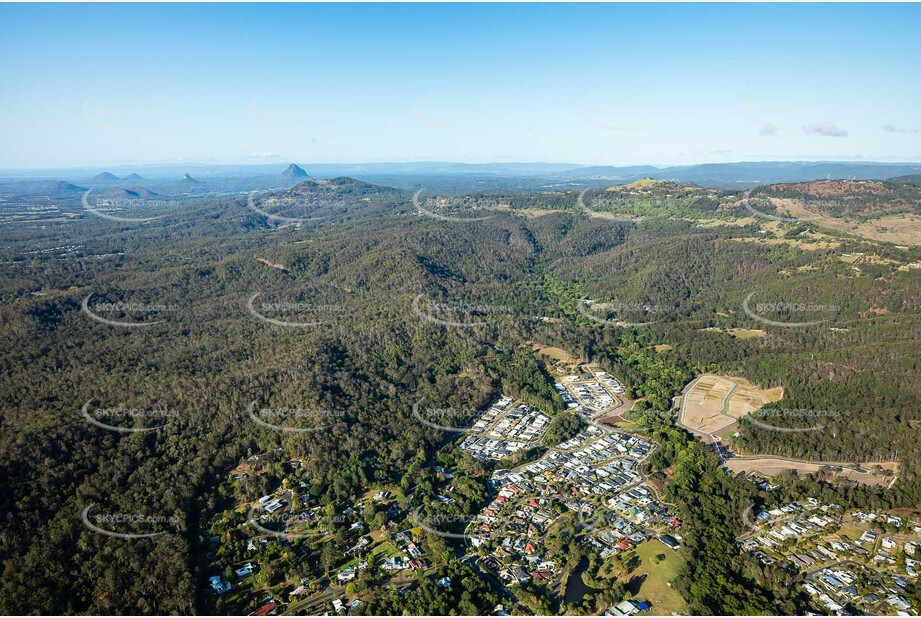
[836,523,866,542]
[699,327,766,340]
[772,197,921,246]
[256,257,289,271]
[494,204,561,218]
[678,374,784,436]
[628,540,688,615]
[585,209,643,222]
[530,343,583,365]
[728,235,843,251]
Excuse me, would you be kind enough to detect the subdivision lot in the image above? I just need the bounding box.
[677,374,783,437]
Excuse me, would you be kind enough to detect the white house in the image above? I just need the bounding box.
[209,575,231,594]
[236,563,255,578]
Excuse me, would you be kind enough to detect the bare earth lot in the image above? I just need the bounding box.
[678,375,898,486]
[678,374,783,437]
[726,457,899,487]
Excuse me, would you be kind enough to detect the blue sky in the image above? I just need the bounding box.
[1,3,919,169]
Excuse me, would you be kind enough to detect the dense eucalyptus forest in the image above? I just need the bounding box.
[1,176,919,614]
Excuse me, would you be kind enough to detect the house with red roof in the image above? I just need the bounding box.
[249,601,277,616]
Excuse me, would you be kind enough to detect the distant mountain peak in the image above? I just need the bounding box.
[55,181,87,192]
[89,172,120,182]
[280,164,308,179]
[123,172,144,180]
[102,186,159,199]
[182,173,203,183]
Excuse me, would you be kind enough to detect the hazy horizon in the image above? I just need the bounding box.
[5,157,921,175]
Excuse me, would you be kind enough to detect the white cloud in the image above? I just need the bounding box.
[803,122,848,138]
[249,151,283,160]
[759,123,780,137]
[882,124,920,134]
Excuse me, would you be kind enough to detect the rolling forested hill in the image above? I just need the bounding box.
[0,177,919,614]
